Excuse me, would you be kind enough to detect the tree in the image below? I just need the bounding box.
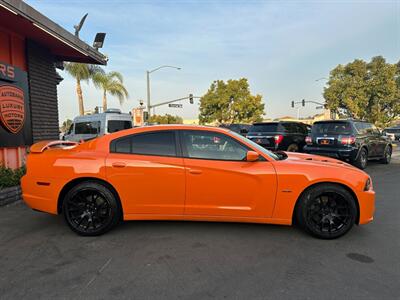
[92,71,129,111]
[61,119,73,133]
[64,63,104,115]
[324,56,400,128]
[148,114,183,124]
[199,78,264,124]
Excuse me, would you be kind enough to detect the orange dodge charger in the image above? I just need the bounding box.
[21,125,375,239]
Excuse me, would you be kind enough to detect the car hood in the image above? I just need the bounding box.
[282,152,357,170]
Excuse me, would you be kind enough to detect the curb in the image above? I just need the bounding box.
[0,186,22,207]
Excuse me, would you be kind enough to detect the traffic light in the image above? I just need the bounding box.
[143,111,149,122]
[189,94,193,104]
[302,99,305,107]
[291,101,294,108]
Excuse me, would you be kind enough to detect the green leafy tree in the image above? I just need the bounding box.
[199,78,264,124]
[64,63,104,116]
[324,56,400,128]
[61,119,73,133]
[148,114,183,124]
[92,71,129,111]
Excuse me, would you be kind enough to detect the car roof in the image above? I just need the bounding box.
[314,119,369,123]
[252,121,304,125]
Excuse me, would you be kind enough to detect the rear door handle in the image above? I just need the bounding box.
[112,162,126,168]
[188,169,202,175]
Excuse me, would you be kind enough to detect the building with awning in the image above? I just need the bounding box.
[0,0,107,168]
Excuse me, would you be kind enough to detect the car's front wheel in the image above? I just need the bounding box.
[63,181,121,236]
[295,184,357,239]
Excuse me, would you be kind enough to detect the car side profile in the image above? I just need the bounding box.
[21,125,375,239]
[304,120,392,169]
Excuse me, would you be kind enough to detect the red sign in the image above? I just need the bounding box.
[0,86,25,134]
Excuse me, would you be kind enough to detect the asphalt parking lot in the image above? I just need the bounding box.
[1,146,399,299]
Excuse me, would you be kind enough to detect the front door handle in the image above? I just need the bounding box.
[112,162,126,168]
[188,169,202,175]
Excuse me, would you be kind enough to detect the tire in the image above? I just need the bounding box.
[62,181,121,236]
[287,143,299,152]
[354,148,368,169]
[295,184,357,239]
[380,146,392,164]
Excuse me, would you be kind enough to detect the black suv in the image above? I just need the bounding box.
[246,121,310,152]
[219,123,251,136]
[304,120,392,169]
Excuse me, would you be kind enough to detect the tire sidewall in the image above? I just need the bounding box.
[63,182,120,236]
[296,184,357,239]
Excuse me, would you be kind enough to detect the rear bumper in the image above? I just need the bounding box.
[304,145,358,162]
[21,175,59,214]
[357,190,375,224]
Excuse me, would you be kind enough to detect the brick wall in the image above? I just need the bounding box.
[26,40,60,142]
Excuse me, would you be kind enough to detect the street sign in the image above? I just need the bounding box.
[168,103,183,108]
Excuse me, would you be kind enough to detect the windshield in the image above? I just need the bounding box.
[249,123,279,133]
[108,120,132,133]
[229,131,279,160]
[312,122,353,135]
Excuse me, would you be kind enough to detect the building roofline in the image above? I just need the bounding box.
[1,0,107,65]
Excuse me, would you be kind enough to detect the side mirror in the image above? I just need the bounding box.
[246,151,259,162]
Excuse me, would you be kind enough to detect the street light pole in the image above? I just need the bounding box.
[146,65,181,118]
[146,70,151,117]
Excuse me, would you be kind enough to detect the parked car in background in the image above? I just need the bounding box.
[63,109,133,142]
[219,123,251,136]
[383,126,400,141]
[246,121,310,152]
[304,120,392,169]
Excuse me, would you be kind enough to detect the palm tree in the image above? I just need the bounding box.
[92,71,129,111]
[64,63,104,115]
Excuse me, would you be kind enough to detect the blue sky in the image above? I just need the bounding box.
[26,0,399,123]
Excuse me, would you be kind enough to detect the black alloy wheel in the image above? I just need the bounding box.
[296,184,356,239]
[63,182,121,236]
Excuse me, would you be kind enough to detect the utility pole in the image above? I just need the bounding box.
[146,70,151,117]
[146,65,181,118]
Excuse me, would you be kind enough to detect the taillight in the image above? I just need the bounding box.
[340,136,356,145]
[305,136,312,145]
[274,135,283,145]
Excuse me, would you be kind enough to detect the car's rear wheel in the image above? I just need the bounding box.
[380,146,391,164]
[287,143,299,152]
[63,181,121,236]
[354,148,368,169]
[296,184,357,239]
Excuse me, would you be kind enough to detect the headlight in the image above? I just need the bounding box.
[364,178,372,191]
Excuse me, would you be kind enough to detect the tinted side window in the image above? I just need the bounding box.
[75,121,100,134]
[107,120,132,133]
[111,131,177,157]
[354,122,366,134]
[182,131,248,161]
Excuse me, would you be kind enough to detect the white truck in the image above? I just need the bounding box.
[63,109,133,142]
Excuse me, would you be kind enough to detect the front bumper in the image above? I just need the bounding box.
[304,145,358,162]
[357,190,375,224]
